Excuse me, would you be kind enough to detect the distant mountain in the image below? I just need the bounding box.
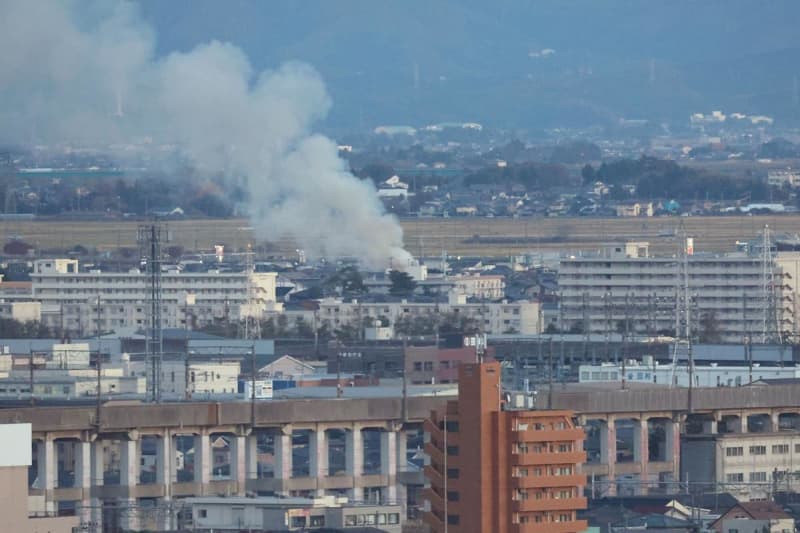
[137,0,800,130]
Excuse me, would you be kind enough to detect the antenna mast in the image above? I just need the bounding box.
[138,222,166,402]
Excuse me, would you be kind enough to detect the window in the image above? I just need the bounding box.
[749,471,767,482]
[447,490,460,502]
[445,420,459,432]
[423,361,434,371]
[198,509,207,518]
[345,515,357,526]
[773,444,789,454]
[388,513,400,524]
[447,515,460,525]
[726,473,744,482]
[725,446,743,457]
[447,468,460,479]
[413,362,422,371]
[447,445,459,456]
[749,445,766,455]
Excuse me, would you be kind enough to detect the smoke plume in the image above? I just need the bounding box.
[0,1,412,268]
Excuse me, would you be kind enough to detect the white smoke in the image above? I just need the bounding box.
[0,1,412,269]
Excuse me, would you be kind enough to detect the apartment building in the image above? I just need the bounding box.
[423,361,587,533]
[558,242,800,343]
[683,431,800,501]
[309,297,541,337]
[30,259,278,334]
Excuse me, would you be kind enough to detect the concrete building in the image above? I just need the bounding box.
[0,423,78,533]
[311,298,542,337]
[127,357,242,397]
[30,258,279,334]
[683,428,800,501]
[186,495,402,532]
[578,359,800,388]
[558,242,800,343]
[451,275,506,300]
[423,361,587,533]
[404,345,496,384]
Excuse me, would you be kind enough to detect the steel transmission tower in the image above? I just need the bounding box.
[241,243,262,340]
[761,225,780,344]
[138,223,166,402]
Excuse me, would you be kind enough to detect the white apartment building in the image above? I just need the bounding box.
[579,360,800,388]
[558,242,800,343]
[450,275,506,300]
[30,259,279,335]
[301,295,542,336]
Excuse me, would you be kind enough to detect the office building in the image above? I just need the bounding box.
[423,361,587,532]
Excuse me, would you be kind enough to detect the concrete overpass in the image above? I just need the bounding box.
[6,383,800,529]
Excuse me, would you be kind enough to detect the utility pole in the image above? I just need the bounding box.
[95,294,102,426]
[28,348,34,405]
[250,345,256,429]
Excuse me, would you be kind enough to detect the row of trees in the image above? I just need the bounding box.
[582,156,770,202]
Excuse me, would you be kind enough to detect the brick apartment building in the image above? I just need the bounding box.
[422,361,587,532]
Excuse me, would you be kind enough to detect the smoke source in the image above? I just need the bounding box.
[0,1,412,269]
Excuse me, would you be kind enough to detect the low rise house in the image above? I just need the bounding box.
[709,501,794,533]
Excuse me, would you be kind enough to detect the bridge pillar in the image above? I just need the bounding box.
[633,419,649,495]
[598,417,616,496]
[119,437,139,531]
[274,430,293,489]
[310,428,328,496]
[231,434,247,496]
[155,432,173,485]
[396,428,407,513]
[346,424,364,501]
[34,437,56,513]
[381,429,398,503]
[194,432,211,487]
[74,439,93,526]
[90,439,105,526]
[771,411,781,432]
[155,433,173,532]
[245,434,259,481]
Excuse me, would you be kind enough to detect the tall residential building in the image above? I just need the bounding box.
[30,259,279,334]
[304,297,542,337]
[422,361,587,533]
[558,242,800,343]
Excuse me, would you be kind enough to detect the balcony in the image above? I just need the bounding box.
[423,418,442,438]
[515,519,588,533]
[511,451,586,466]
[422,511,444,532]
[424,440,445,465]
[511,428,584,442]
[424,464,444,488]
[512,473,585,489]
[512,496,587,513]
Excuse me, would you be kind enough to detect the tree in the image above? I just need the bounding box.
[581,164,596,184]
[388,270,417,297]
[327,266,365,295]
